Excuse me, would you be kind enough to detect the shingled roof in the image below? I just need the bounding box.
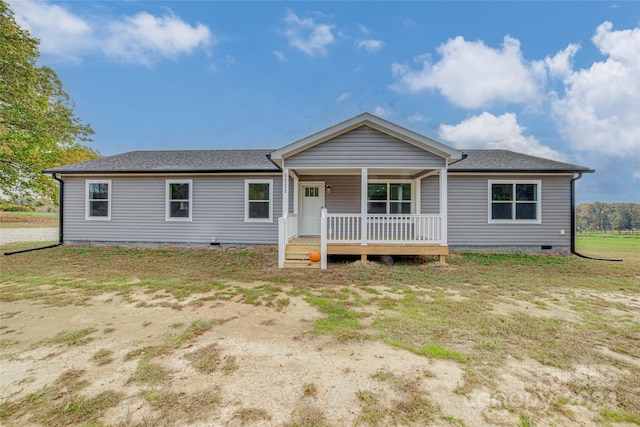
[45,148,593,174]
[449,149,593,173]
[45,150,280,174]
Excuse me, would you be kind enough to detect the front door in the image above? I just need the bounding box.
[299,182,324,236]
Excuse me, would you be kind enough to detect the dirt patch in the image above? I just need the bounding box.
[1,281,638,426]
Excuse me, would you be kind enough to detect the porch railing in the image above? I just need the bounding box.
[326,213,442,244]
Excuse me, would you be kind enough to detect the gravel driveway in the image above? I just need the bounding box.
[0,228,59,245]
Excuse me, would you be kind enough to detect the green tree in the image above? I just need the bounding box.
[0,0,98,204]
[612,203,640,232]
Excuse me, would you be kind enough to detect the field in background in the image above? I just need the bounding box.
[0,212,58,228]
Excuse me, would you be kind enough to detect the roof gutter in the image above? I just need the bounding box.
[570,172,622,262]
[4,174,64,256]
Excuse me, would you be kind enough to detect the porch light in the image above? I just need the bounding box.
[325,184,332,194]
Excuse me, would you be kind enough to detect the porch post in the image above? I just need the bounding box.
[439,167,448,246]
[320,208,328,270]
[360,168,368,246]
[293,175,299,215]
[282,167,289,217]
[414,177,421,215]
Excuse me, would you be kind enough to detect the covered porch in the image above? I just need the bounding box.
[277,166,449,269]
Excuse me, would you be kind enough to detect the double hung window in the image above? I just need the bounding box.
[367,182,412,214]
[245,180,273,222]
[166,180,192,221]
[86,180,111,220]
[489,180,541,223]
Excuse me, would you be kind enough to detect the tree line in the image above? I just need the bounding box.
[577,203,640,233]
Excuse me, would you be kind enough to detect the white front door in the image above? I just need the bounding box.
[299,182,324,236]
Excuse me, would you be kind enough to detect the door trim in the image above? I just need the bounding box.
[298,181,324,236]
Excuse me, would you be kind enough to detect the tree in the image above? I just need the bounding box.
[0,1,98,204]
[612,203,640,232]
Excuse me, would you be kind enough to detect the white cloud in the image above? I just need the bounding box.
[9,0,93,61]
[406,113,426,123]
[392,35,541,108]
[355,39,384,53]
[282,10,335,57]
[374,107,388,118]
[544,43,580,79]
[104,11,213,65]
[439,112,566,161]
[551,22,639,157]
[273,50,287,62]
[358,23,370,35]
[336,92,351,104]
[8,1,214,66]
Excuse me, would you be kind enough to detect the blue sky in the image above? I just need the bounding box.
[8,1,640,203]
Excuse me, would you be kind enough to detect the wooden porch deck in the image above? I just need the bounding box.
[285,237,449,269]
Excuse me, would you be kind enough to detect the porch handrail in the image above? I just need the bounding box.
[326,213,441,244]
[287,214,298,240]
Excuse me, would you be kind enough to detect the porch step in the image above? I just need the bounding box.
[285,244,321,268]
[285,245,321,254]
[284,260,321,269]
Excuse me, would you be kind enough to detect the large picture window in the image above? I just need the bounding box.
[245,180,273,222]
[488,180,541,223]
[367,182,412,214]
[86,180,111,220]
[166,180,192,221]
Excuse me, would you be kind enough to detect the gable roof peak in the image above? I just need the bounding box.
[270,113,462,163]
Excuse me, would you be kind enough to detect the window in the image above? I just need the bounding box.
[245,179,273,222]
[166,180,192,221]
[367,182,412,214]
[86,180,111,220]
[488,180,541,223]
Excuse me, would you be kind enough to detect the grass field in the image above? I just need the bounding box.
[1,235,638,426]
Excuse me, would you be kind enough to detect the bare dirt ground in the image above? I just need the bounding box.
[2,281,637,427]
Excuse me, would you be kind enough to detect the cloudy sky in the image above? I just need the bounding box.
[8,1,639,203]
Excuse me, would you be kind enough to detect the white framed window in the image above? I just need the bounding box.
[166,180,192,221]
[488,180,541,223]
[367,181,413,214]
[245,179,273,222]
[86,180,111,220]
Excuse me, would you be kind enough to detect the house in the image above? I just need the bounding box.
[44,113,593,269]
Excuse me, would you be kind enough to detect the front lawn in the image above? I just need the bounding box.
[1,235,638,426]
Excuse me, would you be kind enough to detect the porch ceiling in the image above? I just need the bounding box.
[290,167,437,177]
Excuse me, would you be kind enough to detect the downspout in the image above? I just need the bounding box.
[4,174,64,256]
[570,172,622,262]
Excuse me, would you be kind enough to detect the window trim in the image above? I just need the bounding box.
[245,179,273,223]
[367,179,414,215]
[85,180,111,221]
[166,179,193,222]
[487,180,541,224]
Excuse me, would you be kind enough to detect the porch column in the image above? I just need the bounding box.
[282,167,289,217]
[414,177,421,215]
[439,167,448,246]
[293,175,299,215]
[361,168,368,246]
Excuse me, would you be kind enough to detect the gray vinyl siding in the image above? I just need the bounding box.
[305,175,362,213]
[62,175,282,245]
[421,175,440,215]
[448,175,572,247]
[286,126,446,168]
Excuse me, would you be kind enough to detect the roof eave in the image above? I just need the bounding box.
[449,168,595,174]
[45,168,282,175]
